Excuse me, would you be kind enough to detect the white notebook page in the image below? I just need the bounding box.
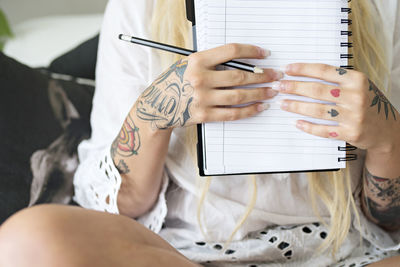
[195,0,348,175]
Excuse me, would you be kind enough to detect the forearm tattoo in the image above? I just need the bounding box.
[369,80,397,121]
[110,114,141,174]
[136,59,194,129]
[362,167,400,230]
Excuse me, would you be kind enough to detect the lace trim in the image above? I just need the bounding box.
[73,147,121,214]
[73,146,169,233]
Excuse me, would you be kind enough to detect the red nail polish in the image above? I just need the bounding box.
[329,132,338,138]
[330,89,340,98]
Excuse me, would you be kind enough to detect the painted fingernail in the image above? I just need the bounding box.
[296,121,304,130]
[257,103,270,112]
[266,89,279,98]
[271,81,281,90]
[280,101,289,110]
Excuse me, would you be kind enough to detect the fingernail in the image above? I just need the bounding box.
[266,89,278,98]
[271,81,281,90]
[280,101,289,110]
[274,71,284,80]
[258,47,271,58]
[257,103,270,112]
[296,121,304,130]
[278,65,288,73]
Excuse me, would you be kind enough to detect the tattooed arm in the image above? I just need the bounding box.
[361,82,400,231]
[362,135,400,231]
[275,64,400,230]
[110,45,281,218]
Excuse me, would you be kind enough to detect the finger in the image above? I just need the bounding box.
[285,63,356,84]
[207,68,282,87]
[280,100,344,122]
[193,43,269,67]
[201,103,267,122]
[296,120,342,139]
[207,87,278,106]
[273,80,344,103]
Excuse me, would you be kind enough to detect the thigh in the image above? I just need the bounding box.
[0,204,200,267]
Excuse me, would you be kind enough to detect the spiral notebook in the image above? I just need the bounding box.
[190,0,357,176]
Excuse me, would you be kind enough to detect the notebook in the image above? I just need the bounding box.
[192,0,356,176]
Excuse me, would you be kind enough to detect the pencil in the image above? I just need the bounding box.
[118,34,264,74]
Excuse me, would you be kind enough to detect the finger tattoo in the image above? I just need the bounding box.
[328,108,339,117]
[329,132,339,138]
[336,68,347,75]
[330,89,341,98]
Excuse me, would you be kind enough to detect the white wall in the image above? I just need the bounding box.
[1,0,108,26]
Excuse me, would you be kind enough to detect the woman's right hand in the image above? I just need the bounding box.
[135,43,283,130]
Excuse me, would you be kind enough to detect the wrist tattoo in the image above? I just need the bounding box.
[115,159,130,174]
[369,80,397,121]
[110,114,141,174]
[336,68,347,75]
[362,167,400,230]
[136,59,194,129]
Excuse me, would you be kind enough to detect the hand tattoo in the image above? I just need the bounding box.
[110,114,141,174]
[369,80,397,121]
[136,59,194,129]
[362,167,400,230]
[328,108,339,117]
[336,68,347,75]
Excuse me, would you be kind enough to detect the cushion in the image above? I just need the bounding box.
[48,34,99,80]
[0,52,94,224]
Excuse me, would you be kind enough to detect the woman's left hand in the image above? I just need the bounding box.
[273,63,399,152]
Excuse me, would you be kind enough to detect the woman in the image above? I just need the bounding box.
[0,0,399,266]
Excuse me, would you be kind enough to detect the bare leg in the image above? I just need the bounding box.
[368,256,400,267]
[0,204,201,267]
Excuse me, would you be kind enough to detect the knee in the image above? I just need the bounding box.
[0,204,72,267]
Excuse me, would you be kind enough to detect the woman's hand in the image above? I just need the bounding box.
[273,63,399,152]
[135,43,283,130]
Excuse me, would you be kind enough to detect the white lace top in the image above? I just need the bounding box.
[73,0,400,266]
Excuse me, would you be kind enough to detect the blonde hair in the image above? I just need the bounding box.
[151,0,388,257]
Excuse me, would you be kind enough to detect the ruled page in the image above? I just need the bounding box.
[195,0,348,175]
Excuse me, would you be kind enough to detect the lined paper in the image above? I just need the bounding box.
[195,0,348,175]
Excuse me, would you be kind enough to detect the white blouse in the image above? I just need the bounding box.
[73,0,400,266]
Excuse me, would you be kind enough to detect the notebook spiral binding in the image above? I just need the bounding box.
[340,0,354,70]
[338,0,357,162]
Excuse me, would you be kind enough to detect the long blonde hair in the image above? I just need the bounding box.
[151,0,388,257]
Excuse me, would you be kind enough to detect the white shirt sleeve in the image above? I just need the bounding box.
[73,0,169,233]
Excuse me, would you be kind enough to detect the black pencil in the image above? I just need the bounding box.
[118,34,264,74]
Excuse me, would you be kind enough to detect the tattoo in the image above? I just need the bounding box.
[328,108,339,117]
[336,68,347,75]
[110,114,141,174]
[330,89,341,98]
[136,59,194,129]
[362,167,400,230]
[115,160,130,174]
[329,132,338,138]
[369,80,397,121]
